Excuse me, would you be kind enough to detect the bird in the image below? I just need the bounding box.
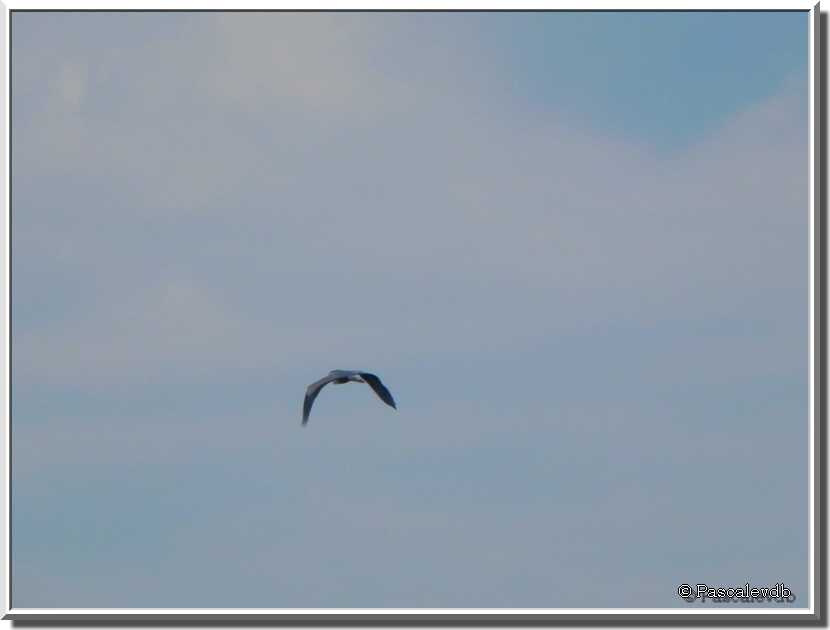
[303,369,397,425]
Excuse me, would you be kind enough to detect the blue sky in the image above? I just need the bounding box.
[487,11,807,149]
[12,11,809,608]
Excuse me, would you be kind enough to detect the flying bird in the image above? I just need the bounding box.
[303,370,397,425]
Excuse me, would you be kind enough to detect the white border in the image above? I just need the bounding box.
[0,0,819,10]
[3,0,820,620]
[0,608,818,616]
[4,0,9,618]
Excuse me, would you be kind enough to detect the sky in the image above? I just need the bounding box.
[11,11,810,608]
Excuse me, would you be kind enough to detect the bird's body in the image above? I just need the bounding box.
[328,369,364,385]
[303,369,397,425]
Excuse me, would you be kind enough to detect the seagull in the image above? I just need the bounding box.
[303,369,397,425]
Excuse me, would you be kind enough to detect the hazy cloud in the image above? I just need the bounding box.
[12,12,809,608]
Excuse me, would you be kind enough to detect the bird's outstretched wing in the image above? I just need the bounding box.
[303,374,338,425]
[359,372,397,410]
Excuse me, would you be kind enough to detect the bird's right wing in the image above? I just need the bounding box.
[359,372,397,409]
[303,374,338,425]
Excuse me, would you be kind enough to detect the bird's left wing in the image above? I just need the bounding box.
[303,374,338,425]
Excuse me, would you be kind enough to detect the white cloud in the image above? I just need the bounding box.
[12,13,807,391]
